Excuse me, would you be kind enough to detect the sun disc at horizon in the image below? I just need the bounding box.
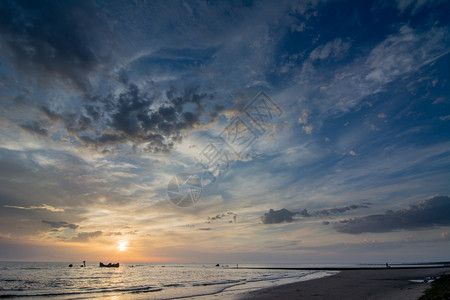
[118,240,128,251]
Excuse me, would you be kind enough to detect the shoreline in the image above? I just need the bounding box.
[234,267,450,300]
[235,265,450,271]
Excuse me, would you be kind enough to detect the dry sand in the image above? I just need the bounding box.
[236,267,450,300]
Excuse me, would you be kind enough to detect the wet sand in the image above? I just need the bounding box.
[236,267,450,300]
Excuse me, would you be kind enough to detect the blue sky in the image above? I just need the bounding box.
[0,0,449,263]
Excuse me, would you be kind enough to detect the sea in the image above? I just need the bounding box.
[0,262,339,299]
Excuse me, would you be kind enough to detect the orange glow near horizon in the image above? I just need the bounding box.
[0,237,179,263]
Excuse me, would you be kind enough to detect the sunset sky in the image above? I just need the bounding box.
[1,0,450,264]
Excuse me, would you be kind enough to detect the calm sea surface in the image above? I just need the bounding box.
[0,262,338,299]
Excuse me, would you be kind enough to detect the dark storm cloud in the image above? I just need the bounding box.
[261,208,297,224]
[0,0,110,91]
[334,196,450,234]
[39,83,216,153]
[42,220,79,230]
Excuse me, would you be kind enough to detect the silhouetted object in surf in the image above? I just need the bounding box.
[215,263,220,267]
[81,261,86,267]
[386,262,390,268]
[99,262,120,268]
[69,264,73,267]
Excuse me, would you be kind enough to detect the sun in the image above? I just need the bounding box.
[117,240,128,251]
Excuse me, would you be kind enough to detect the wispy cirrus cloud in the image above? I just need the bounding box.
[309,38,351,61]
[4,204,64,212]
[291,24,450,119]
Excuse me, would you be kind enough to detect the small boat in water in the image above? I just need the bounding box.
[99,262,119,268]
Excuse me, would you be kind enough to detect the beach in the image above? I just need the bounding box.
[236,267,450,300]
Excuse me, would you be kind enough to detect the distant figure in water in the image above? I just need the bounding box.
[69,264,73,267]
[215,263,220,267]
[81,261,86,267]
[386,262,390,268]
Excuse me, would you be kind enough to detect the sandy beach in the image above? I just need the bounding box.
[236,267,450,300]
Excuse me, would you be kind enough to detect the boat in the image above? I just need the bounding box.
[99,262,120,268]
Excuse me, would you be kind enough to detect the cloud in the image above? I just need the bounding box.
[334,196,450,234]
[71,231,102,242]
[302,125,313,135]
[260,204,369,225]
[370,124,380,131]
[19,121,49,137]
[297,109,309,124]
[313,204,369,216]
[439,115,450,121]
[295,204,369,219]
[4,204,63,212]
[294,24,450,119]
[104,232,122,236]
[206,212,236,224]
[261,208,296,224]
[395,0,439,13]
[365,25,449,85]
[40,83,219,153]
[0,0,114,92]
[42,220,78,230]
[309,38,351,61]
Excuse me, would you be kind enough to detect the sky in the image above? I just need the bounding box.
[0,0,450,264]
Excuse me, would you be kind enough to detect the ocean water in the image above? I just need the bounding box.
[0,262,337,299]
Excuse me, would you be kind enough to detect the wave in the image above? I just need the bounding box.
[162,283,185,287]
[245,270,317,283]
[1,280,21,282]
[0,286,162,299]
[192,279,243,286]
